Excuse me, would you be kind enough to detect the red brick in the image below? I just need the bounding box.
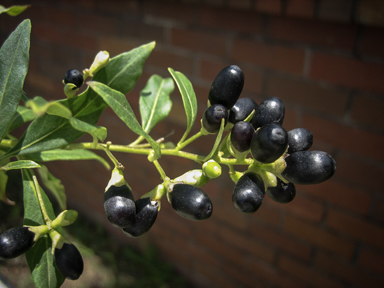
[253,201,281,227]
[359,27,384,58]
[99,37,139,57]
[286,0,315,18]
[249,221,312,260]
[213,203,249,230]
[221,264,267,288]
[218,225,276,263]
[44,7,78,30]
[255,0,282,14]
[199,6,263,34]
[95,0,139,15]
[148,49,194,76]
[232,39,305,75]
[301,180,371,215]
[356,0,384,27]
[303,114,384,161]
[79,14,118,36]
[246,258,307,288]
[269,16,357,50]
[267,75,348,117]
[171,27,227,56]
[318,0,353,23]
[195,265,238,288]
[371,196,384,223]
[278,255,344,288]
[336,153,384,192]
[143,0,197,25]
[283,106,298,131]
[358,247,384,275]
[228,0,252,10]
[315,251,384,288]
[283,215,355,258]
[309,53,384,94]
[326,208,384,250]
[266,192,324,223]
[349,94,384,130]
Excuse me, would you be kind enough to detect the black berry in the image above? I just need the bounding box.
[54,243,84,280]
[229,98,258,124]
[209,65,244,109]
[104,185,136,228]
[250,124,288,163]
[266,178,296,203]
[252,97,285,129]
[202,104,228,133]
[230,121,254,152]
[123,197,159,237]
[170,184,213,221]
[287,128,313,154]
[282,150,336,185]
[232,172,265,214]
[64,69,84,88]
[0,227,35,260]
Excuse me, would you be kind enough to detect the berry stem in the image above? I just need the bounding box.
[32,174,52,226]
[176,130,202,151]
[152,159,168,182]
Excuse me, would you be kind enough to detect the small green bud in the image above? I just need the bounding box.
[229,170,244,184]
[173,169,209,188]
[88,51,110,77]
[105,167,130,192]
[51,210,78,229]
[202,160,222,179]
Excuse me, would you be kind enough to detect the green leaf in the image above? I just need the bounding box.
[69,117,107,142]
[168,68,197,143]
[28,149,110,170]
[2,42,156,159]
[0,4,30,16]
[0,171,7,202]
[8,105,36,132]
[0,160,40,170]
[139,74,174,134]
[26,96,72,119]
[22,168,65,288]
[37,165,66,211]
[0,19,30,142]
[88,81,161,159]
[203,119,226,162]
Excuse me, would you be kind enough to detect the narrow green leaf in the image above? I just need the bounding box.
[28,149,110,170]
[26,96,72,119]
[0,160,40,170]
[168,68,197,143]
[2,42,155,159]
[22,169,65,288]
[203,119,226,162]
[139,75,174,134]
[0,19,31,141]
[0,4,30,16]
[0,171,7,202]
[8,105,36,132]
[88,81,161,159]
[69,117,107,142]
[37,165,66,211]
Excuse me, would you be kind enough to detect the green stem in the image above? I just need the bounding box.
[152,159,168,182]
[102,142,123,169]
[32,175,52,226]
[176,131,203,151]
[0,139,17,148]
[129,135,145,146]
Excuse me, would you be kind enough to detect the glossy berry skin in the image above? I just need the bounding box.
[104,185,136,228]
[229,98,258,124]
[230,121,254,152]
[232,172,265,214]
[287,128,313,154]
[54,243,84,280]
[266,178,296,203]
[252,97,285,129]
[64,69,84,88]
[209,65,244,109]
[282,150,336,185]
[0,227,35,260]
[170,184,213,221]
[123,197,159,237]
[202,104,228,133]
[251,124,288,163]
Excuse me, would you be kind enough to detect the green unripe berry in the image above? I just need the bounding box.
[202,160,222,179]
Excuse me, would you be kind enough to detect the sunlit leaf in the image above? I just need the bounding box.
[0,19,30,141]
[88,81,161,159]
[139,74,174,134]
[168,68,197,144]
[69,117,107,142]
[26,96,72,119]
[0,160,40,170]
[0,4,30,16]
[8,105,36,132]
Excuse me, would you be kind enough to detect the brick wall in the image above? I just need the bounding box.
[1,0,384,287]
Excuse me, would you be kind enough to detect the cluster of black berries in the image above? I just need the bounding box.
[202,65,336,214]
[104,180,159,237]
[0,226,83,280]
